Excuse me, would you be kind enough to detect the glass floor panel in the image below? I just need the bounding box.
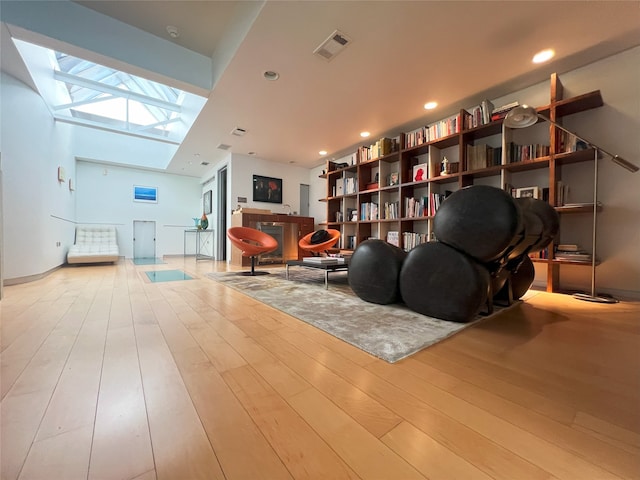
[133,257,166,265]
[145,270,193,282]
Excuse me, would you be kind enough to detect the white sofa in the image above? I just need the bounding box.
[67,225,120,264]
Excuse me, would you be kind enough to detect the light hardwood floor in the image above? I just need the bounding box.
[1,257,639,480]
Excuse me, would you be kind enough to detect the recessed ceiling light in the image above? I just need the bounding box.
[264,71,280,81]
[166,25,179,39]
[533,48,555,64]
[319,150,328,156]
[360,131,370,138]
[424,101,438,110]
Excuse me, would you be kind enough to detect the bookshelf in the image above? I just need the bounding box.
[320,73,604,293]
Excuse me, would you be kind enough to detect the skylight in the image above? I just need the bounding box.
[13,38,205,145]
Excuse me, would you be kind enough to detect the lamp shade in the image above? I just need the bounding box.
[503,105,539,128]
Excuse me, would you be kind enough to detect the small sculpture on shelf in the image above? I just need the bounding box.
[441,156,449,175]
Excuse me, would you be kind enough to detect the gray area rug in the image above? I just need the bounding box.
[206,268,514,363]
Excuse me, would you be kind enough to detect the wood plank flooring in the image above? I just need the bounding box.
[1,258,639,480]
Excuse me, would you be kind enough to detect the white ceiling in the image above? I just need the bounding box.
[7,1,640,177]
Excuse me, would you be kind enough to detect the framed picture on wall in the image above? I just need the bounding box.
[133,185,158,203]
[203,190,212,214]
[253,175,282,204]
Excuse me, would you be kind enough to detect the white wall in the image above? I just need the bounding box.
[76,161,202,258]
[1,72,76,280]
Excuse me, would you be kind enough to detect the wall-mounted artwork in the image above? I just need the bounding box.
[253,175,282,204]
[203,190,212,214]
[133,185,158,203]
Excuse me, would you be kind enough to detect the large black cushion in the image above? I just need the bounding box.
[310,229,330,244]
[399,242,490,323]
[434,185,523,263]
[348,239,407,305]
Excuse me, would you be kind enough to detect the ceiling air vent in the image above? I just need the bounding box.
[231,127,247,136]
[217,143,231,150]
[313,30,351,61]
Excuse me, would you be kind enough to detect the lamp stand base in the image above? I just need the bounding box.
[572,292,619,304]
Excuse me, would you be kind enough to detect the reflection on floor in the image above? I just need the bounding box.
[133,257,166,265]
[145,270,193,282]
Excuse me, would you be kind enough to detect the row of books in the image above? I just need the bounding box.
[356,137,400,163]
[404,113,462,149]
[405,196,429,218]
[333,174,357,196]
[402,232,428,252]
[360,202,378,221]
[465,99,495,129]
[381,201,400,220]
[505,141,550,163]
[556,131,589,154]
[429,192,448,216]
[466,144,502,170]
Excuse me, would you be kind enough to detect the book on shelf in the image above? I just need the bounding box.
[556,181,570,206]
[491,101,519,120]
[386,231,400,247]
[555,244,592,262]
[412,163,428,182]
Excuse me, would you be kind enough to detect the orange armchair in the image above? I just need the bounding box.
[299,229,341,256]
[227,227,278,275]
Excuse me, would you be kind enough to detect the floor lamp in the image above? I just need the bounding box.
[503,105,638,303]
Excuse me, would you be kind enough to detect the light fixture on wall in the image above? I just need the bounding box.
[504,105,638,303]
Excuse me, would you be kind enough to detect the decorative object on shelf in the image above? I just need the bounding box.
[440,157,449,175]
[515,186,541,199]
[203,189,212,214]
[200,212,209,230]
[193,217,200,228]
[504,104,639,304]
[253,174,282,203]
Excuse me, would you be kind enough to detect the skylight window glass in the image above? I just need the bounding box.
[50,51,182,137]
[12,36,207,171]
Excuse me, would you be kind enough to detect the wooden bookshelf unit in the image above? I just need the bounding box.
[321,73,604,293]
